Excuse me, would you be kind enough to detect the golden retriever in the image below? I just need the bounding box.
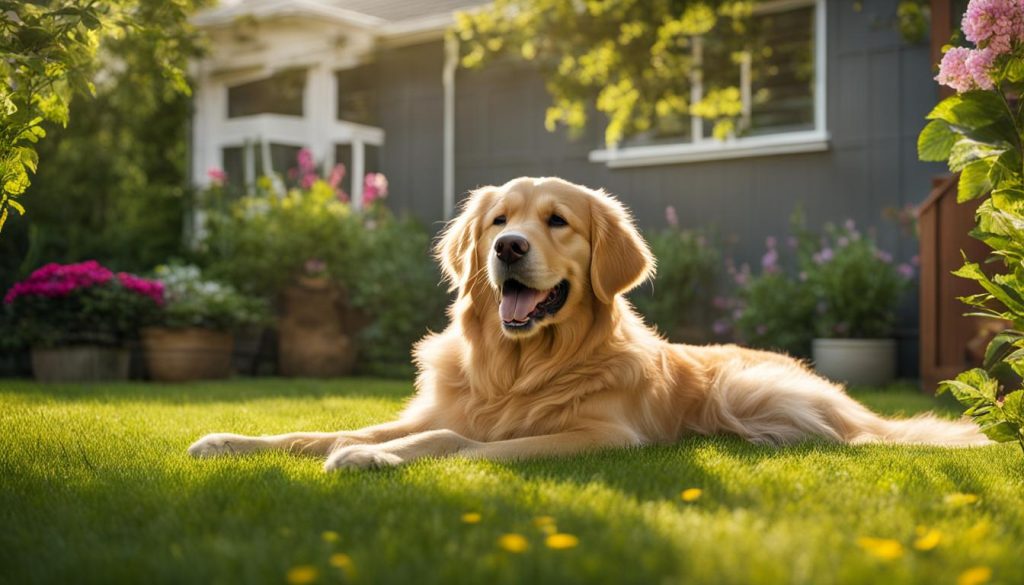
[189,177,989,470]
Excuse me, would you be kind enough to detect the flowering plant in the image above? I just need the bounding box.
[151,265,267,331]
[802,222,914,339]
[725,215,912,356]
[919,0,1024,451]
[4,261,163,347]
[630,206,722,341]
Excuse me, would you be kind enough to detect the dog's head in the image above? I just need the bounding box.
[438,177,654,339]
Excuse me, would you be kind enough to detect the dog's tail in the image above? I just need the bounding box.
[702,360,991,447]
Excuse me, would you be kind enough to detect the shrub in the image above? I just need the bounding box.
[151,264,268,331]
[731,269,817,357]
[630,210,721,341]
[804,222,914,339]
[921,0,1024,452]
[4,260,163,347]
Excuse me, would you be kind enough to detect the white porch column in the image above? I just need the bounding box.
[305,64,336,168]
[351,139,364,209]
[442,34,458,220]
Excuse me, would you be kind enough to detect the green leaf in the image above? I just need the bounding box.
[928,91,1017,145]
[958,159,993,202]
[1006,59,1024,83]
[948,141,1003,172]
[979,420,1021,442]
[1003,390,1024,424]
[991,187,1024,214]
[917,119,959,162]
[983,330,1023,370]
[8,199,25,215]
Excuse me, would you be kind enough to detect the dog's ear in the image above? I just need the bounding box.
[589,191,655,304]
[436,187,495,291]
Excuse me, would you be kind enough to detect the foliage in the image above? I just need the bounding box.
[202,164,448,369]
[725,215,911,356]
[0,0,200,233]
[897,0,931,44]
[151,264,268,331]
[453,0,760,145]
[3,260,162,347]
[920,0,1024,452]
[630,207,721,341]
[804,222,914,339]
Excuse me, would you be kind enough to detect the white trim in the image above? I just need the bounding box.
[591,0,826,168]
[442,35,458,220]
[192,0,385,29]
[589,130,830,168]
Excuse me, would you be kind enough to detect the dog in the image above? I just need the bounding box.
[189,177,990,470]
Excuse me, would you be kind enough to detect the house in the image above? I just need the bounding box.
[190,0,945,372]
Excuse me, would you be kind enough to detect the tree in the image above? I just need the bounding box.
[0,0,199,234]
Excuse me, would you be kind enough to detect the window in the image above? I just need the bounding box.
[221,143,302,191]
[591,0,826,167]
[227,69,306,118]
[336,65,378,125]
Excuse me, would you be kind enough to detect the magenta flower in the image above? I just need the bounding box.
[4,261,162,305]
[362,173,389,206]
[936,47,977,93]
[207,168,227,186]
[327,164,346,189]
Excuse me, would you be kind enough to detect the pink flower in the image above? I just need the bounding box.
[936,47,977,93]
[966,47,999,89]
[296,148,315,174]
[4,261,162,305]
[962,0,1024,55]
[897,263,916,279]
[665,206,679,228]
[207,168,227,186]
[761,248,779,273]
[327,164,346,189]
[875,249,893,263]
[813,248,834,265]
[362,173,389,206]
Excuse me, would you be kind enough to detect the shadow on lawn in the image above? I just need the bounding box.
[0,377,415,404]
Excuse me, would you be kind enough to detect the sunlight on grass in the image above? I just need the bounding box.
[0,378,1021,584]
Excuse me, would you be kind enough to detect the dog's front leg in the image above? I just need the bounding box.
[324,424,640,471]
[187,419,425,458]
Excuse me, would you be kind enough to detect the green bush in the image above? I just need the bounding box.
[731,269,817,357]
[630,222,720,342]
[151,264,268,331]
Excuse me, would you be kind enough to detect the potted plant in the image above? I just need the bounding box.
[142,265,266,382]
[805,221,915,386]
[4,261,163,382]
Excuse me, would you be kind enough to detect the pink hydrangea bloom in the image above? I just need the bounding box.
[966,47,999,89]
[962,0,1024,54]
[362,173,389,206]
[935,47,977,93]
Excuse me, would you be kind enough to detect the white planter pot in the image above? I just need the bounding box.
[812,338,896,387]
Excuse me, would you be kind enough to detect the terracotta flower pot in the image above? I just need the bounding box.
[141,327,234,382]
[812,338,896,387]
[31,346,131,383]
[278,280,356,377]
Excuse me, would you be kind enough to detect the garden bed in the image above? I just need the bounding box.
[0,379,1021,584]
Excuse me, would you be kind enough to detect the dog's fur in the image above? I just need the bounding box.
[189,177,989,470]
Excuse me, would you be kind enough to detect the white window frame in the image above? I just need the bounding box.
[198,65,385,209]
[589,0,827,168]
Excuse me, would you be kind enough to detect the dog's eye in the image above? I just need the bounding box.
[493,215,507,226]
[548,214,568,227]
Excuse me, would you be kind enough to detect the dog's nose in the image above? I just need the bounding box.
[494,233,530,264]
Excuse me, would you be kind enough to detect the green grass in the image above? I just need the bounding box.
[1,379,1021,585]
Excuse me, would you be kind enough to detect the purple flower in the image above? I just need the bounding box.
[712,296,732,310]
[665,206,679,228]
[966,46,999,89]
[875,250,893,263]
[761,248,779,273]
[712,320,731,336]
[911,254,920,266]
[786,236,798,249]
[897,263,915,279]
[813,248,834,265]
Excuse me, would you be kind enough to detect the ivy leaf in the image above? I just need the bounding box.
[958,158,993,202]
[917,119,959,162]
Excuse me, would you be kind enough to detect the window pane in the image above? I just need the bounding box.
[336,65,378,125]
[747,6,815,135]
[227,70,306,118]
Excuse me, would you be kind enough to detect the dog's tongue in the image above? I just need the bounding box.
[500,283,550,322]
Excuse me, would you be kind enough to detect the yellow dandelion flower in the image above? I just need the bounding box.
[286,565,319,585]
[856,537,904,560]
[498,533,529,553]
[321,530,340,543]
[680,488,703,502]
[944,493,979,507]
[914,529,942,551]
[329,553,353,569]
[545,533,579,550]
[461,512,482,524]
[958,566,992,585]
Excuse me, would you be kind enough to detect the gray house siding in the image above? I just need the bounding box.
[371,0,940,374]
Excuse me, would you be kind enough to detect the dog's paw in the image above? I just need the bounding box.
[188,433,253,458]
[324,446,403,471]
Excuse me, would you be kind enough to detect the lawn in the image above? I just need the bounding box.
[1,379,1021,585]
